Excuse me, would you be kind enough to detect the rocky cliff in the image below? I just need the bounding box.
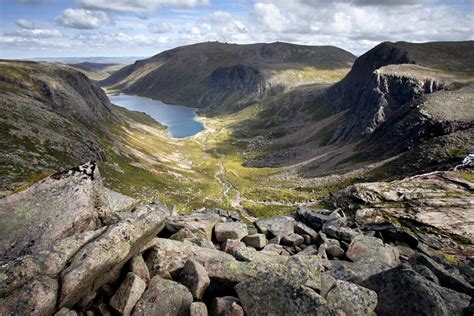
[0,161,472,315]
[101,41,355,113]
[0,60,114,195]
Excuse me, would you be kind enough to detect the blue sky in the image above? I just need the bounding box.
[0,0,473,59]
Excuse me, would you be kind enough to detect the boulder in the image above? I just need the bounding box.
[408,253,474,296]
[170,227,215,249]
[361,265,471,316]
[330,257,392,283]
[179,259,210,300]
[261,243,290,256]
[346,235,400,267]
[292,207,331,230]
[59,203,169,307]
[325,279,378,315]
[129,254,150,283]
[132,276,193,316]
[214,222,248,242]
[109,272,146,316]
[295,245,319,256]
[166,212,220,240]
[0,275,58,316]
[235,275,331,315]
[242,234,267,249]
[220,239,245,256]
[294,222,319,242]
[0,162,111,263]
[281,233,304,247]
[55,308,78,316]
[190,302,208,316]
[211,296,244,316]
[254,216,295,238]
[326,244,345,259]
[104,188,138,213]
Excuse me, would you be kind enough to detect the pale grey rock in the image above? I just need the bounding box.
[214,222,248,242]
[242,233,267,249]
[110,272,146,316]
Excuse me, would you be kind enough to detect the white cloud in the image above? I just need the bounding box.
[148,21,174,33]
[254,3,287,32]
[76,0,210,13]
[190,26,201,35]
[76,32,152,46]
[15,19,35,29]
[56,9,111,29]
[7,29,63,38]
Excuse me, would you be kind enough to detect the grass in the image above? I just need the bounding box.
[241,201,296,218]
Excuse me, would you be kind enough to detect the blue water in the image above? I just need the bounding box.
[108,94,205,138]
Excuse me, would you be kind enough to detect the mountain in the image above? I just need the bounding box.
[66,62,127,81]
[101,41,355,113]
[0,60,114,194]
[243,41,474,179]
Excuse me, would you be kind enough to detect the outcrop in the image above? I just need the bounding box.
[1,162,473,315]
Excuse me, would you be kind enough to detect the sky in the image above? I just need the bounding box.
[0,0,473,59]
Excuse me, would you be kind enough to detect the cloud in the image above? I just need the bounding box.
[76,0,210,13]
[6,29,63,38]
[148,21,174,33]
[56,9,111,29]
[76,32,153,46]
[254,3,287,32]
[15,19,35,29]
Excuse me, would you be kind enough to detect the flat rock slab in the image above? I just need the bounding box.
[214,222,248,242]
[166,212,220,240]
[0,162,110,263]
[255,216,295,238]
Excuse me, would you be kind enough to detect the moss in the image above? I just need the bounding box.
[241,201,296,218]
[452,234,472,245]
[437,252,459,266]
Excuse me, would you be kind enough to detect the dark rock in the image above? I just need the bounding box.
[292,207,331,231]
[326,245,345,259]
[294,222,318,242]
[361,265,471,316]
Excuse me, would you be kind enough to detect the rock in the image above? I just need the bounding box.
[302,234,312,245]
[268,236,281,244]
[330,257,392,283]
[132,276,193,316]
[408,253,474,296]
[412,264,440,284]
[325,279,378,315]
[179,259,210,300]
[323,223,359,243]
[361,222,419,248]
[190,302,208,316]
[254,216,295,238]
[295,244,319,256]
[0,275,58,316]
[242,234,267,249]
[396,245,416,260]
[129,254,150,283]
[59,203,169,307]
[235,275,331,315]
[320,274,337,298]
[281,233,304,247]
[261,243,290,256]
[170,227,215,249]
[220,239,245,256]
[346,235,400,267]
[294,222,318,242]
[104,188,138,213]
[361,265,471,316]
[234,245,288,265]
[166,212,220,240]
[55,308,78,316]
[292,207,331,230]
[211,296,244,316]
[0,162,111,263]
[110,272,146,316]
[214,222,248,242]
[326,244,345,259]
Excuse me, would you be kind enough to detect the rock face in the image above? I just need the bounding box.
[0,162,472,315]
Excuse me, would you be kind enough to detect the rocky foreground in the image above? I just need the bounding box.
[1,162,473,315]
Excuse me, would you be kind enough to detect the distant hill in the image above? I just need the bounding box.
[100,41,355,113]
[67,62,127,81]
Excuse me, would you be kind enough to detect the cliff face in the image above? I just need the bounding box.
[326,41,474,143]
[0,60,114,193]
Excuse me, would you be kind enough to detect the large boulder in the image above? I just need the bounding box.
[235,275,331,315]
[166,212,220,240]
[214,222,248,242]
[104,187,138,213]
[292,208,331,231]
[254,216,295,238]
[346,235,400,267]
[0,162,111,263]
[210,296,244,316]
[242,234,267,249]
[59,203,169,307]
[132,276,193,316]
[325,279,377,315]
[361,265,471,316]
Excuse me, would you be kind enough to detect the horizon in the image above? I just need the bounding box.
[1,0,473,59]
